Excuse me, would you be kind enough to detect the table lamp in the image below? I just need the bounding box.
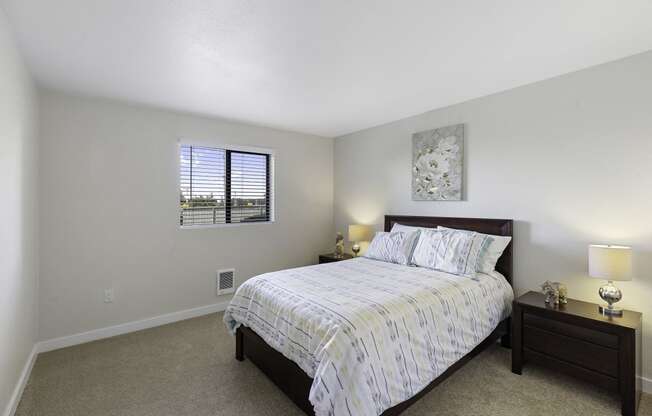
[348,225,373,257]
[588,244,632,316]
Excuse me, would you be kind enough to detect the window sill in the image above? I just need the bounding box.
[179,221,275,230]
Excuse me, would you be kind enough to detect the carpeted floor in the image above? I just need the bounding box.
[15,312,652,416]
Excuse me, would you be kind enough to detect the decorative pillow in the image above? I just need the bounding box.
[411,229,480,277]
[364,231,419,265]
[438,226,511,274]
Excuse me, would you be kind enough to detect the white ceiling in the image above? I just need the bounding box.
[3,1,652,137]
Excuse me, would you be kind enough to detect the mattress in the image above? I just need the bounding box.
[224,257,513,416]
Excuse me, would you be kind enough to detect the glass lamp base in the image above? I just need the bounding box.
[598,281,623,317]
[598,305,623,317]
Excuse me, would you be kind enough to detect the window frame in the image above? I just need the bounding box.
[177,140,275,229]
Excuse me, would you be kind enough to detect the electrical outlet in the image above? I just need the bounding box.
[104,288,114,303]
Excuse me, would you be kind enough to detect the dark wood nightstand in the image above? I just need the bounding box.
[512,291,642,416]
[318,253,354,264]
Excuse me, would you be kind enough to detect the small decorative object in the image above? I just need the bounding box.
[334,232,344,258]
[412,124,464,201]
[557,284,568,304]
[541,280,559,306]
[540,281,568,306]
[588,244,632,316]
[348,224,373,257]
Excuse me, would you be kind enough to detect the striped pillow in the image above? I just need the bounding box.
[438,226,511,274]
[364,231,419,265]
[411,229,480,277]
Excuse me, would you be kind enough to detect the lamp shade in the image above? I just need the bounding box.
[348,224,373,243]
[588,244,632,281]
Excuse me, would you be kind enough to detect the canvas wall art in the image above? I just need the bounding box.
[412,124,464,200]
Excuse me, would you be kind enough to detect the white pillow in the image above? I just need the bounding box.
[364,231,419,265]
[411,229,480,277]
[438,226,511,274]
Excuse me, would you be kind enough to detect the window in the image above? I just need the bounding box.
[179,145,272,226]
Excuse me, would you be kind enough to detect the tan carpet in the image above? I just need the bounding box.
[15,312,652,416]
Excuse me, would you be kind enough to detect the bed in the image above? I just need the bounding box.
[224,215,514,416]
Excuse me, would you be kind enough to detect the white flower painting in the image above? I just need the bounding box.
[412,124,464,200]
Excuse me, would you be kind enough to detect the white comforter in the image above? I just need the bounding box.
[224,257,513,416]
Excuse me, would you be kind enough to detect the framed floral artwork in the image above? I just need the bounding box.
[412,124,464,200]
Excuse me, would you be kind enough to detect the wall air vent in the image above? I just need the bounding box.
[217,269,235,295]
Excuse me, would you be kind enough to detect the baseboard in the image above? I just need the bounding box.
[38,301,230,353]
[3,344,38,416]
[641,375,652,394]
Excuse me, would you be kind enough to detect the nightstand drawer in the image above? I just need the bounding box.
[524,312,618,349]
[523,349,619,392]
[523,325,618,377]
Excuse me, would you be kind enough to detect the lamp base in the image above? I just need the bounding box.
[352,244,360,257]
[598,305,624,317]
[598,280,623,317]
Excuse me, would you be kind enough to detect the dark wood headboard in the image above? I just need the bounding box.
[384,215,513,286]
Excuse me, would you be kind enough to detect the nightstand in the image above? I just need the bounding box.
[318,253,354,264]
[512,291,642,416]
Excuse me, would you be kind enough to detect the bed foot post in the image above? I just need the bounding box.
[501,317,512,349]
[236,327,244,361]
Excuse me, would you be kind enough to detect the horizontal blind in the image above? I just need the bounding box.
[179,145,271,226]
[179,145,226,226]
[229,151,270,223]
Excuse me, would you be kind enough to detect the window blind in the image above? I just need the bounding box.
[179,145,271,226]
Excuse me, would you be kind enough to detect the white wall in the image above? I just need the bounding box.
[334,51,652,383]
[0,9,38,415]
[38,90,333,340]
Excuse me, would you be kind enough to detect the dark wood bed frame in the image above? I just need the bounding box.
[235,215,514,415]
